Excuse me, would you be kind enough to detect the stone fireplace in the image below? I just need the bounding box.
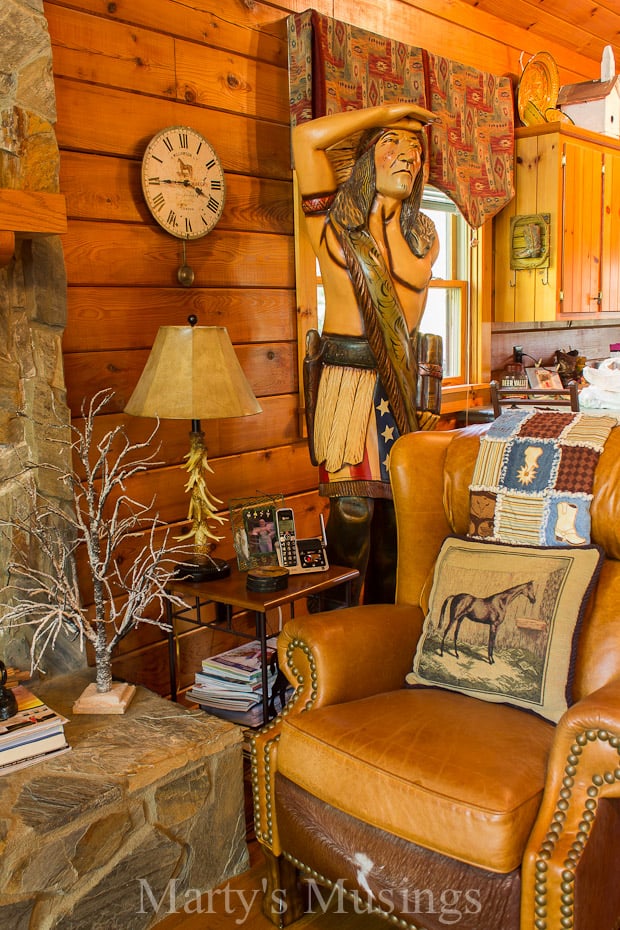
[0,0,83,673]
[0,19,251,926]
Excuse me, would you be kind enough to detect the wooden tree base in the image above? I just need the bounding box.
[72,681,136,714]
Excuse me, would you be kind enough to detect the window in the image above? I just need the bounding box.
[420,186,470,384]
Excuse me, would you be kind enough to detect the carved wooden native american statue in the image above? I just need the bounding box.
[293,103,443,603]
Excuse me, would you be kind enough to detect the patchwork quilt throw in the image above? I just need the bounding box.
[469,409,616,546]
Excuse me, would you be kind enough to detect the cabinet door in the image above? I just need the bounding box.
[560,140,603,314]
[493,132,560,323]
[601,149,620,314]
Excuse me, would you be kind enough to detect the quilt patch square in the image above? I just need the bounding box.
[469,489,497,538]
[555,445,600,494]
[543,497,591,546]
[517,411,576,439]
[486,409,530,438]
[495,492,546,545]
[471,438,506,487]
[501,439,558,492]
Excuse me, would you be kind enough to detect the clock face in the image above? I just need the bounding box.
[141,126,226,240]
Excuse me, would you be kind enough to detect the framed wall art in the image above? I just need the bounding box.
[526,366,564,391]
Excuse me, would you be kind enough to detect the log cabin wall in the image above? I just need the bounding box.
[39,0,599,699]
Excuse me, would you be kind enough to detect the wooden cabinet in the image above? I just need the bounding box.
[494,122,620,321]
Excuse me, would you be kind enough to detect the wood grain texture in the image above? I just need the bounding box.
[61,222,294,287]
[53,78,291,176]
[63,286,295,351]
[63,343,297,410]
[332,0,597,82]
[457,0,620,73]
[59,151,293,231]
[493,125,620,322]
[0,188,67,234]
[48,0,289,65]
[69,395,300,467]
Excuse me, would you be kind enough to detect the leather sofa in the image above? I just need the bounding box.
[251,424,620,930]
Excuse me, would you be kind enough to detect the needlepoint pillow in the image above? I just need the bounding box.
[406,536,603,723]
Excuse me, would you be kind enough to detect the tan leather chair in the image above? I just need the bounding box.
[251,425,620,930]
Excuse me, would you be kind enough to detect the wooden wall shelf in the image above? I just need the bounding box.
[0,188,67,266]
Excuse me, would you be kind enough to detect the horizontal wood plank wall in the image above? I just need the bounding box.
[44,0,594,699]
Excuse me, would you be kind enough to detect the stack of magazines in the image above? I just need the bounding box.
[0,683,69,775]
[187,639,278,727]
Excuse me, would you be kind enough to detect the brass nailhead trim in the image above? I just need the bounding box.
[282,853,423,930]
[533,728,620,930]
[250,637,319,847]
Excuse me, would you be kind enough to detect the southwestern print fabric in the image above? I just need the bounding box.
[425,53,515,228]
[468,409,615,546]
[287,9,514,228]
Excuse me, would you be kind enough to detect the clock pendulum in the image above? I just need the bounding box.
[177,239,195,287]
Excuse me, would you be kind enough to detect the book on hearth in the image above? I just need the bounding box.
[0,684,69,771]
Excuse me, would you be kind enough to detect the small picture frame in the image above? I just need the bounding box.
[229,494,283,571]
[526,366,564,391]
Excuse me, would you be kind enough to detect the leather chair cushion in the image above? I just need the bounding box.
[277,687,554,873]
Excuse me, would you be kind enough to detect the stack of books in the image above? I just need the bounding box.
[187,639,278,727]
[0,682,70,775]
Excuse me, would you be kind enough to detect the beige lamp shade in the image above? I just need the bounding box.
[125,325,262,420]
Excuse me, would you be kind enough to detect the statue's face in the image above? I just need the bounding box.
[373,130,422,200]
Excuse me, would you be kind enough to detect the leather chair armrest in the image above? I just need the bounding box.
[250,603,423,856]
[522,677,620,928]
[278,602,424,712]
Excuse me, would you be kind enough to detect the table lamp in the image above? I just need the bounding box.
[125,316,262,581]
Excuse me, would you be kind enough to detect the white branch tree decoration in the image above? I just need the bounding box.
[0,391,189,712]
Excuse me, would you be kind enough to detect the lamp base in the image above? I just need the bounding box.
[175,554,231,583]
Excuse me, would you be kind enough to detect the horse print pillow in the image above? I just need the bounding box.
[406,537,603,723]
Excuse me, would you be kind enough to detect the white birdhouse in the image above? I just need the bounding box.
[557,46,620,137]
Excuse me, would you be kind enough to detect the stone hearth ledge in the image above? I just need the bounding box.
[0,670,249,930]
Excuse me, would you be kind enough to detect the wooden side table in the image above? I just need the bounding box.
[165,563,359,721]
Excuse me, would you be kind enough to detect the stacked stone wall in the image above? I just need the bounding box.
[0,0,81,674]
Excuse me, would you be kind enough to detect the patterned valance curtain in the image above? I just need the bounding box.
[287,10,514,228]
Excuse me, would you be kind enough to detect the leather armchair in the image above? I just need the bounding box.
[251,425,620,930]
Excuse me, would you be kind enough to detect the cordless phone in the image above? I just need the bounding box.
[275,508,329,574]
[275,508,298,569]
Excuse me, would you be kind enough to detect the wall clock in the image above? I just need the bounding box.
[141,125,226,242]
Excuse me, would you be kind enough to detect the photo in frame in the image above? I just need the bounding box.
[525,366,564,391]
[229,494,284,571]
